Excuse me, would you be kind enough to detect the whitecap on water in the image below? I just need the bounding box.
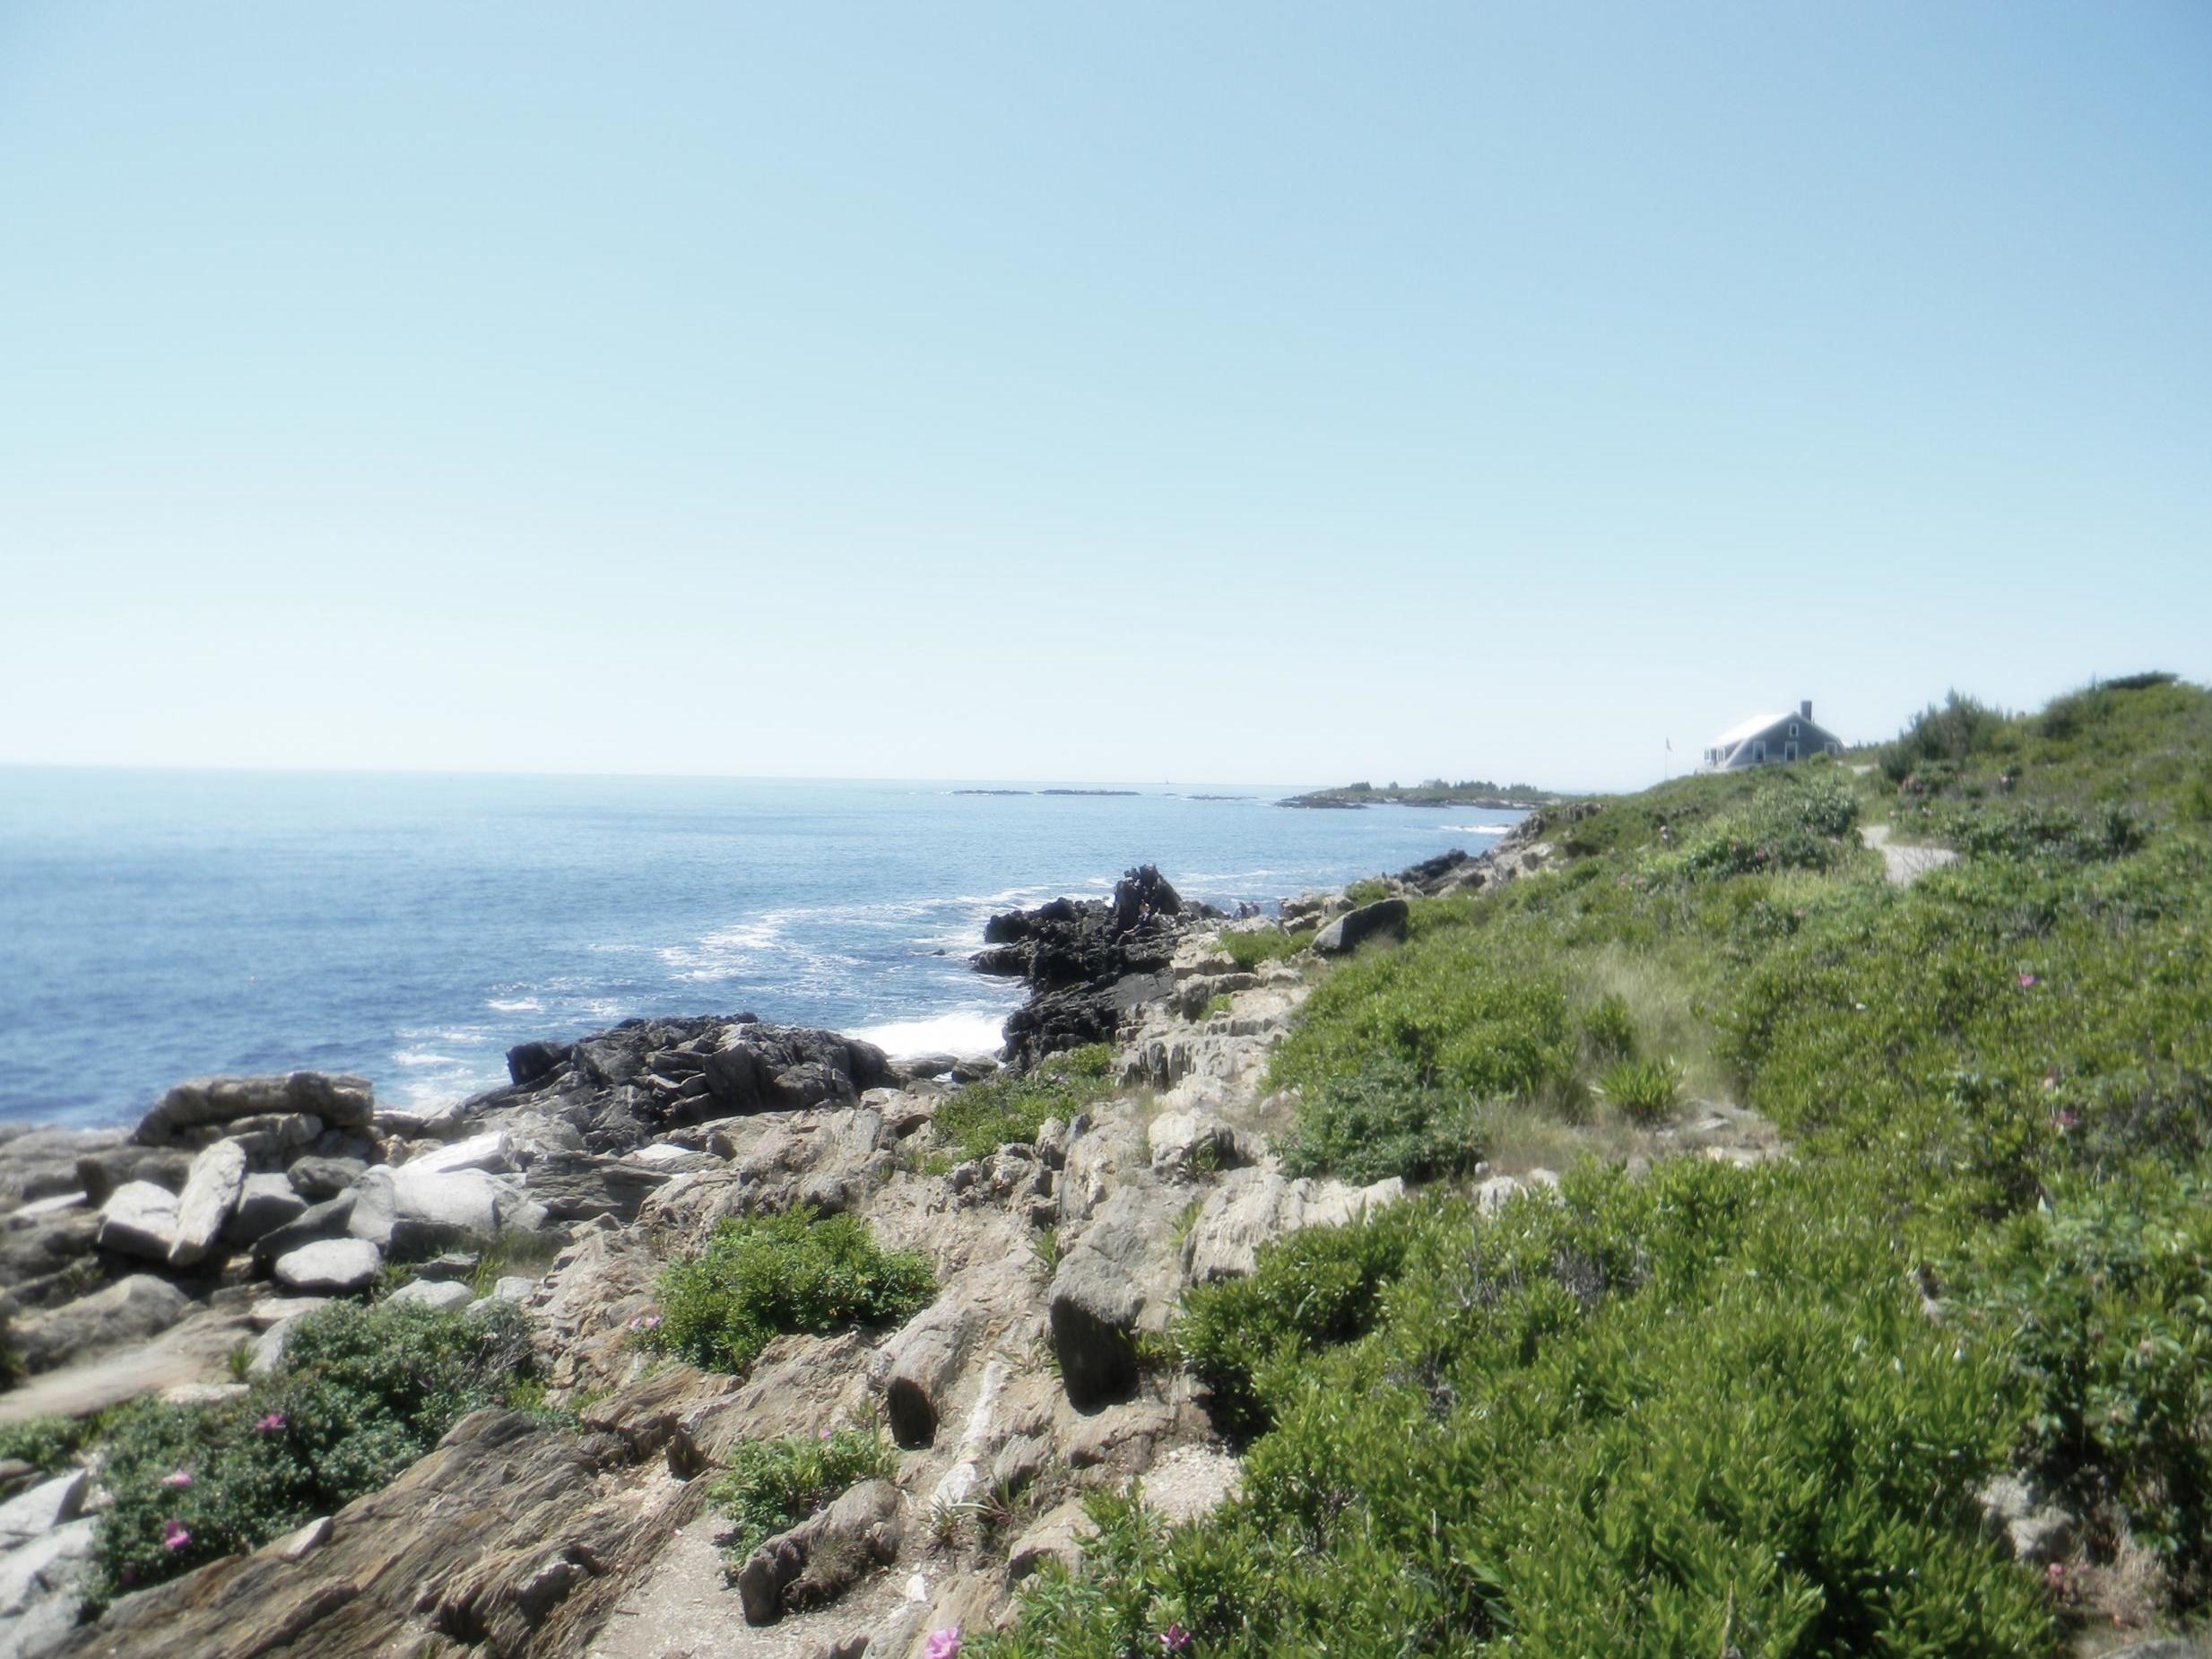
[852,1008,1011,1059]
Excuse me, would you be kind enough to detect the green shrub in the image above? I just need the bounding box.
[993,1166,2052,1658]
[1342,877,1392,906]
[1593,1055,1683,1125]
[1882,690,2012,783]
[1576,990,1637,1061]
[1175,1201,1427,1436]
[1275,1056,1484,1186]
[1969,1173,2212,1600]
[1201,992,1235,1021]
[1215,927,1311,970]
[0,1412,97,1473]
[87,1299,535,1609]
[707,1428,897,1567]
[652,1209,935,1375]
[933,1045,1118,1163]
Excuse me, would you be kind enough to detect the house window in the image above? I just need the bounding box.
[1753,740,1766,762]
[1784,742,1798,761]
[1789,722,1800,738]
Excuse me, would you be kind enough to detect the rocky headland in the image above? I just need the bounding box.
[0,823,1568,1658]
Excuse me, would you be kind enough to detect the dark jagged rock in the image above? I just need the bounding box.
[473,1016,894,1155]
[976,865,1209,1069]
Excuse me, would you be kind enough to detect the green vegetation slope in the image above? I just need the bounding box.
[987,674,2212,1657]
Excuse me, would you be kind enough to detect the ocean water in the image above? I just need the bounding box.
[0,769,1519,1130]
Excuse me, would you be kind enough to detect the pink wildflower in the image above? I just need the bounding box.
[2017,972,2038,989]
[629,1312,661,1333]
[256,1412,286,1434]
[161,1520,192,1552]
[924,1628,962,1659]
[1159,1623,1193,1654]
[159,1470,192,1489]
[818,1428,834,1440]
[2057,1110,2078,1131]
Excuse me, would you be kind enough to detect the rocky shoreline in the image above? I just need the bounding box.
[0,819,1562,1658]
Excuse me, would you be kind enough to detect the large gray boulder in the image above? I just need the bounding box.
[400,1131,515,1177]
[222,1173,308,1246]
[74,1146,190,1208]
[282,1155,366,1203]
[94,1181,179,1263]
[10,1276,189,1374]
[385,1278,472,1313]
[273,1237,382,1294]
[348,1166,506,1254]
[248,1192,357,1271]
[167,1140,248,1268]
[1311,898,1410,957]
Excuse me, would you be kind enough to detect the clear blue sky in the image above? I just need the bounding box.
[2,3,2206,789]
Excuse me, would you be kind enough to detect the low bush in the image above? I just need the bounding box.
[1214,927,1311,970]
[1968,1173,2212,1601]
[932,1044,1117,1164]
[707,1428,897,1568]
[1882,690,2013,782]
[1342,877,1392,906]
[651,1208,935,1375]
[1175,1200,1427,1436]
[0,1412,96,1473]
[87,1299,535,1609]
[1592,1055,1683,1124]
[1275,1056,1484,1186]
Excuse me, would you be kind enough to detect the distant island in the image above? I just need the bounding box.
[1277,778,1563,811]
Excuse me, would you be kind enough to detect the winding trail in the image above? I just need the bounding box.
[1860,822,1958,887]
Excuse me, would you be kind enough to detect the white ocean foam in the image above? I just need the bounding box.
[486,997,542,1014]
[1441,823,1513,834]
[393,1049,457,1068]
[852,1008,1011,1059]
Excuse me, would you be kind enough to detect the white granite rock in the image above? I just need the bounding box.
[94,1181,178,1263]
[168,1138,248,1267]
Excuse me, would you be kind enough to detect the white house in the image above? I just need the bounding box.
[1699,701,1843,771]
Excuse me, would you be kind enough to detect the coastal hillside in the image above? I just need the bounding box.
[0,675,2205,1658]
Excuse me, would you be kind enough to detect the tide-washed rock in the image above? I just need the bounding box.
[93,1182,178,1263]
[1311,898,1410,957]
[985,866,1205,1070]
[10,1275,190,1374]
[166,1140,247,1268]
[221,1173,308,1245]
[273,1237,382,1294]
[734,1478,902,1627]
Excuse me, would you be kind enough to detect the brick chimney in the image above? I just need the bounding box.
[1800,699,1813,721]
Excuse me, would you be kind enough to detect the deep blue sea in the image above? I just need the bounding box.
[0,770,1518,1130]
